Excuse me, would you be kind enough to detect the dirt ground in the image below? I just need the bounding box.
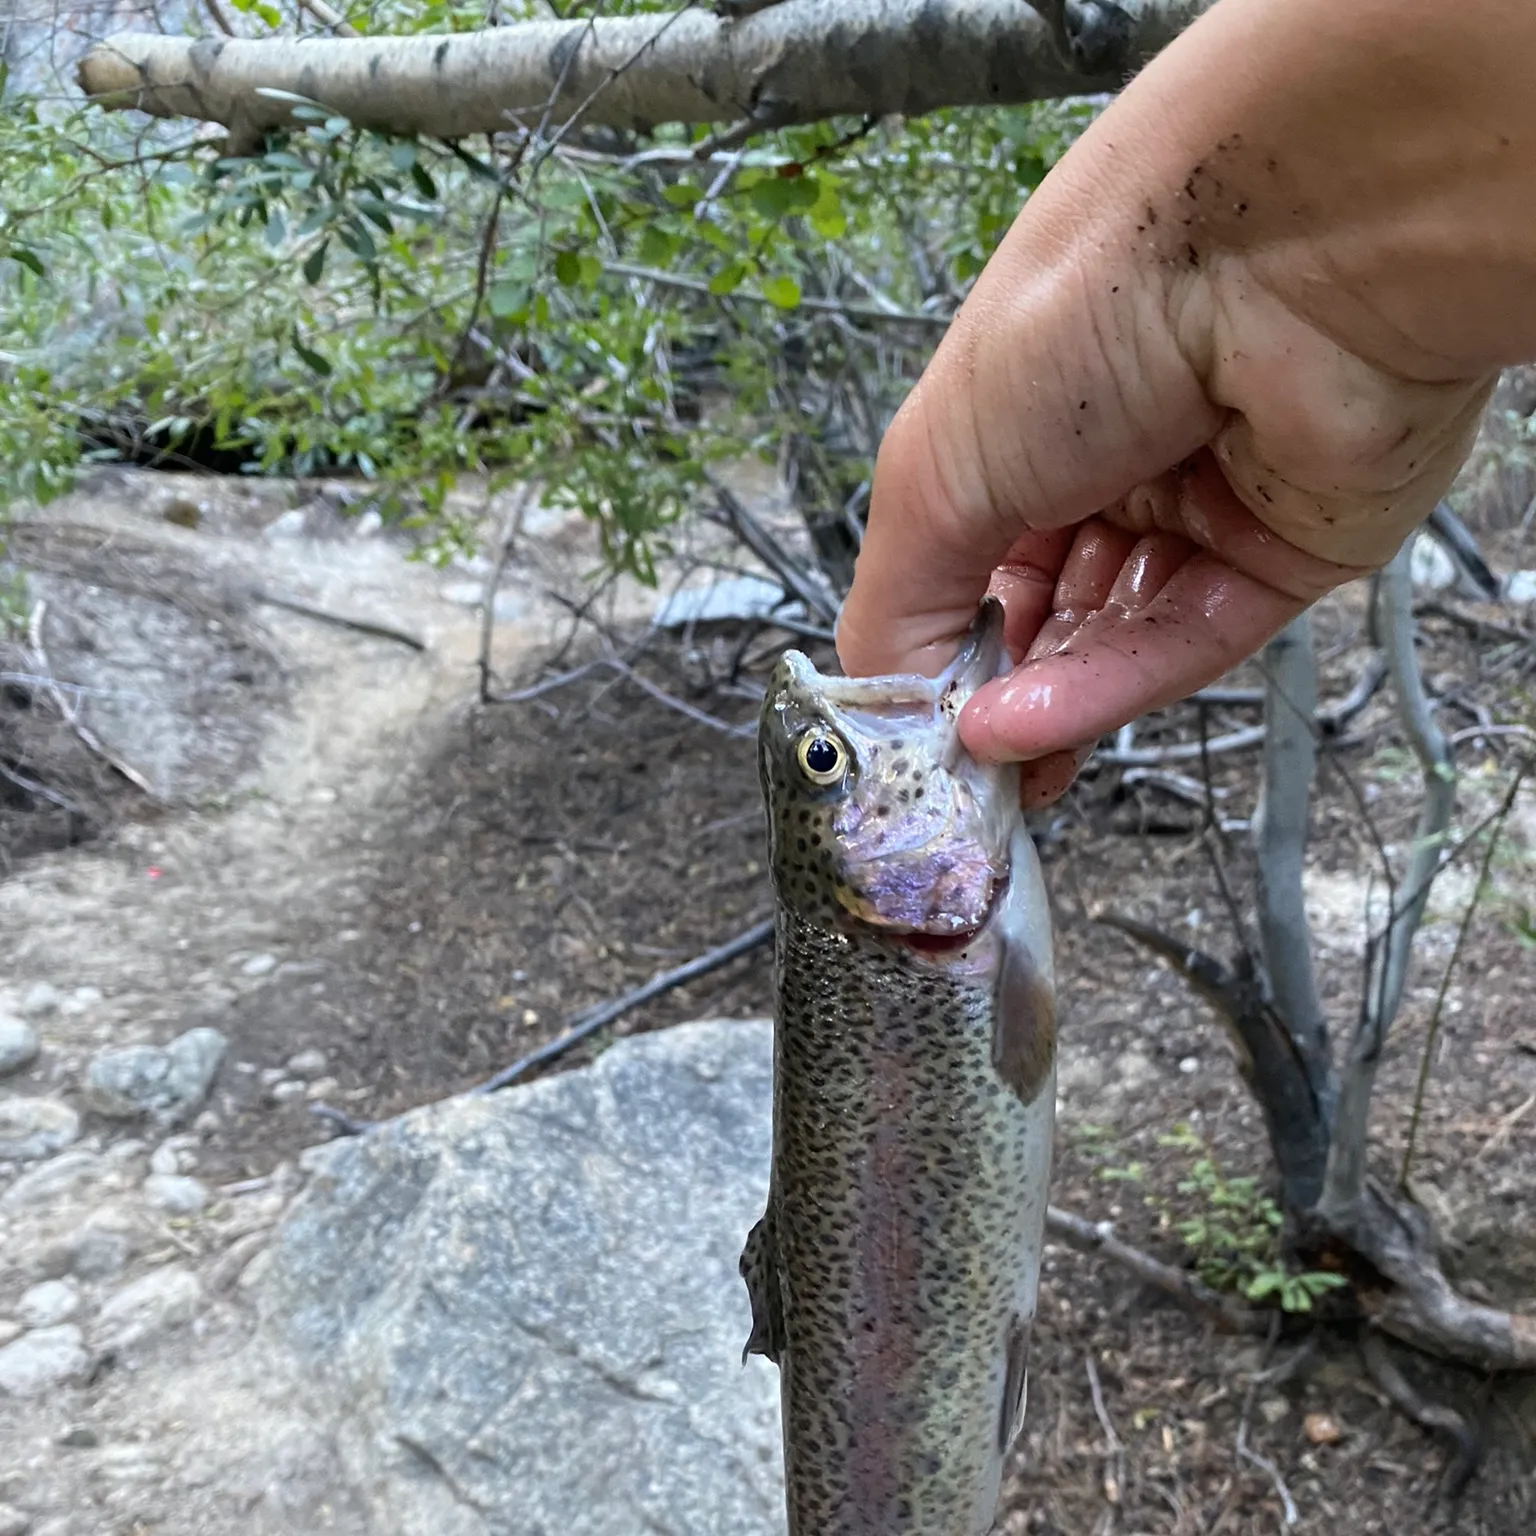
[2,467,1534,1534]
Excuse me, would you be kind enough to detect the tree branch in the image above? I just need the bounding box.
[1252,614,1334,1113]
[78,0,1212,142]
[1321,549,1455,1225]
[1045,1204,1269,1334]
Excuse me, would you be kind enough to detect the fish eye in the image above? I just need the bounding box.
[795,730,848,787]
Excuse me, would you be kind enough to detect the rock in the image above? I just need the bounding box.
[0,1098,79,1162]
[0,1502,30,1536]
[260,1018,783,1536]
[0,1016,39,1077]
[304,1077,339,1102]
[263,509,307,541]
[18,982,62,1017]
[149,1136,198,1176]
[239,953,277,978]
[59,986,102,1017]
[1410,532,1458,591]
[0,1321,20,1348]
[58,1222,133,1283]
[284,1048,328,1080]
[1506,569,1536,605]
[57,1424,99,1448]
[268,1080,307,1105]
[93,1265,202,1350]
[142,1173,209,1215]
[0,1325,88,1396]
[0,1151,105,1209]
[17,1280,80,1329]
[82,1028,226,1123]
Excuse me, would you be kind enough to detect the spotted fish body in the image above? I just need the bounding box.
[744,601,1056,1536]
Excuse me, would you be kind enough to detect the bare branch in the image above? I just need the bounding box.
[1322,549,1455,1225]
[1093,912,1330,1211]
[78,1,1213,140]
[470,916,775,1095]
[1252,614,1334,1114]
[246,585,427,651]
[1360,1331,1483,1497]
[1400,765,1526,1186]
[1045,1204,1269,1334]
[705,478,841,626]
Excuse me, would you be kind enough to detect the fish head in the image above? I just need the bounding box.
[759,600,1021,941]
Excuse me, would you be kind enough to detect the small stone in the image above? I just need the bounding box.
[57,1424,99,1448]
[268,1080,307,1105]
[353,509,383,537]
[93,1265,202,1350]
[284,1048,328,1080]
[0,1325,88,1396]
[0,1151,105,1209]
[0,1016,39,1077]
[18,982,62,1017]
[142,1174,209,1215]
[17,1279,80,1329]
[83,1028,225,1123]
[0,1502,31,1536]
[257,1067,286,1088]
[0,1099,80,1162]
[148,1144,180,1177]
[1303,1411,1343,1445]
[1506,569,1536,605]
[192,1111,220,1136]
[1258,1395,1290,1426]
[60,1223,133,1283]
[1178,1056,1200,1075]
[304,1077,339,1101]
[263,509,307,541]
[239,953,277,978]
[103,1140,147,1165]
[59,987,103,1018]
[83,1045,169,1119]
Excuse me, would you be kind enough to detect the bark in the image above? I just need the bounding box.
[77,0,1212,144]
[1252,614,1334,1105]
[1319,548,1455,1226]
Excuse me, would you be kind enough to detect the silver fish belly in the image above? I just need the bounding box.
[744,601,1057,1536]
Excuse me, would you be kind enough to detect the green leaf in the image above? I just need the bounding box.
[302,240,329,284]
[760,274,801,310]
[488,281,529,318]
[708,261,747,297]
[255,1,281,25]
[577,254,602,289]
[292,329,333,376]
[6,246,46,277]
[410,162,438,200]
[265,208,287,248]
[637,224,678,266]
[660,181,702,209]
[553,249,582,287]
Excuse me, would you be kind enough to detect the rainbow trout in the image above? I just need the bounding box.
[742,598,1057,1536]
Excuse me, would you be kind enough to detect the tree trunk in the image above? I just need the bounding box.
[77,0,1212,144]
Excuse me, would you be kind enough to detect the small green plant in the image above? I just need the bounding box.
[1082,1120,1347,1314]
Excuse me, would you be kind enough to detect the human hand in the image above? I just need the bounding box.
[837,0,1534,806]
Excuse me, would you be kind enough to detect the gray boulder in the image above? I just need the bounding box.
[0,1014,39,1077]
[82,1027,226,1122]
[260,1018,785,1536]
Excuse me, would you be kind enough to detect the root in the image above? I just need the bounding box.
[1361,1331,1483,1498]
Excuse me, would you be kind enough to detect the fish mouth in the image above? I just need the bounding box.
[886,873,1006,958]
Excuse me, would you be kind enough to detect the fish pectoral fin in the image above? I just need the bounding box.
[738,1212,785,1366]
[999,1315,1033,1453]
[992,933,1056,1106]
